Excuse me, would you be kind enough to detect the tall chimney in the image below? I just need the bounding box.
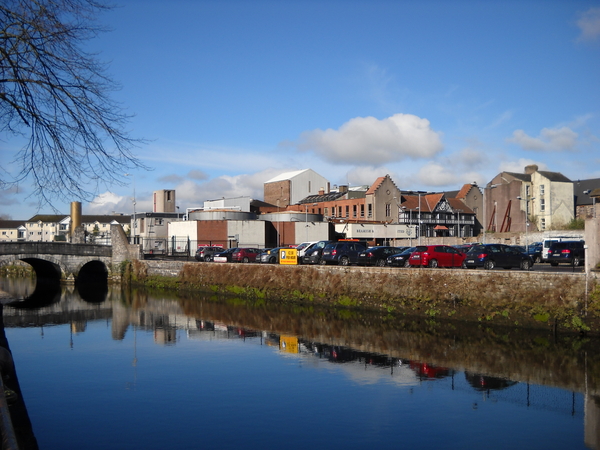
[70,201,82,237]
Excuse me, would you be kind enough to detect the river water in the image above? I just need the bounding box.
[0,277,598,450]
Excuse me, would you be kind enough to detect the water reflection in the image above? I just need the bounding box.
[1,277,600,449]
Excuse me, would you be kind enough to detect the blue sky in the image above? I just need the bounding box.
[2,0,600,219]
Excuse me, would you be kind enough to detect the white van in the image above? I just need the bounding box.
[541,236,583,262]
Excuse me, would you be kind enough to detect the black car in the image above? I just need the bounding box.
[195,246,225,262]
[302,240,334,265]
[212,248,238,262]
[548,241,585,266]
[320,241,366,266]
[386,247,417,267]
[463,244,533,270]
[358,246,405,267]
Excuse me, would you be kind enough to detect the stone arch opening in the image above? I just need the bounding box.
[21,257,63,281]
[75,260,109,303]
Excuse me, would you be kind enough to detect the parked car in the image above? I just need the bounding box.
[231,247,261,263]
[525,242,543,263]
[453,243,479,254]
[195,246,225,262]
[358,246,405,266]
[258,247,290,264]
[547,241,585,266]
[295,241,320,263]
[212,247,238,262]
[302,240,334,265]
[463,244,533,270]
[386,247,417,267]
[541,236,582,262]
[320,241,367,266]
[408,245,466,268]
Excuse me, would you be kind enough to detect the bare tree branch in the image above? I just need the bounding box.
[0,0,148,209]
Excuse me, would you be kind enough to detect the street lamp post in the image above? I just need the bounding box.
[517,196,536,252]
[124,173,136,243]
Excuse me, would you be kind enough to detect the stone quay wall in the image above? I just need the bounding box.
[126,260,600,334]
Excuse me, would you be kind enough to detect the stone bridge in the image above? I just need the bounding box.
[0,225,139,282]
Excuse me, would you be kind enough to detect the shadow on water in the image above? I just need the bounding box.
[6,278,62,310]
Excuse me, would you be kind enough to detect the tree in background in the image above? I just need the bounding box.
[0,0,146,208]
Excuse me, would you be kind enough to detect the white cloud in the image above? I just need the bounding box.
[576,7,600,42]
[297,113,444,165]
[415,163,461,187]
[507,126,578,152]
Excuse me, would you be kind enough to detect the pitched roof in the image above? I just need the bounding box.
[455,184,475,199]
[537,171,571,183]
[265,169,310,183]
[301,192,346,203]
[0,220,26,228]
[365,176,386,195]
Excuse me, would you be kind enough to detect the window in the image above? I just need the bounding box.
[368,204,372,218]
[360,204,364,218]
[345,206,349,217]
[339,206,342,217]
[540,199,545,212]
[526,185,530,198]
[385,203,391,217]
[324,207,328,216]
[539,185,545,196]
[353,205,357,218]
[541,218,546,230]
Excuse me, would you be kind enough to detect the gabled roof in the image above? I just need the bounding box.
[502,172,531,182]
[574,178,600,205]
[0,220,26,229]
[265,169,311,183]
[400,193,474,214]
[27,214,68,223]
[366,176,386,195]
[537,171,571,183]
[455,183,476,199]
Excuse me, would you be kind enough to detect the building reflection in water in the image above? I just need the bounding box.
[1,276,600,449]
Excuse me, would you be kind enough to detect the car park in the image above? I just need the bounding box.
[195,246,225,262]
[463,244,533,270]
[231,248,261,263]
[320,241,366,266]
[547,241,585,266]
[212,248,238,262]
[386,247,417,267]
[358,246,405,266]
[408,245,466,268]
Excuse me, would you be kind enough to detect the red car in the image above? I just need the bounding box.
[231,248,261,263]
[408,245,466,268]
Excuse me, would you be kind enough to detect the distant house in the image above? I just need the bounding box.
[486,165,573,232]
[25,214,130,242]
[398,192,476,239]
[0,220,26,242]
[574,178,600,219]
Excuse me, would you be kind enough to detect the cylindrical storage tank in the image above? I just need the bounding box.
[187,210,257,221]
[260,212,323,222]
[70,201,82,236]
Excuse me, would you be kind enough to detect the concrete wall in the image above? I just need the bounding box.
[130,260,600,333]
[227,220,266,247]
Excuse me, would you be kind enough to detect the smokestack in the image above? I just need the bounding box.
[70,201,82,237]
